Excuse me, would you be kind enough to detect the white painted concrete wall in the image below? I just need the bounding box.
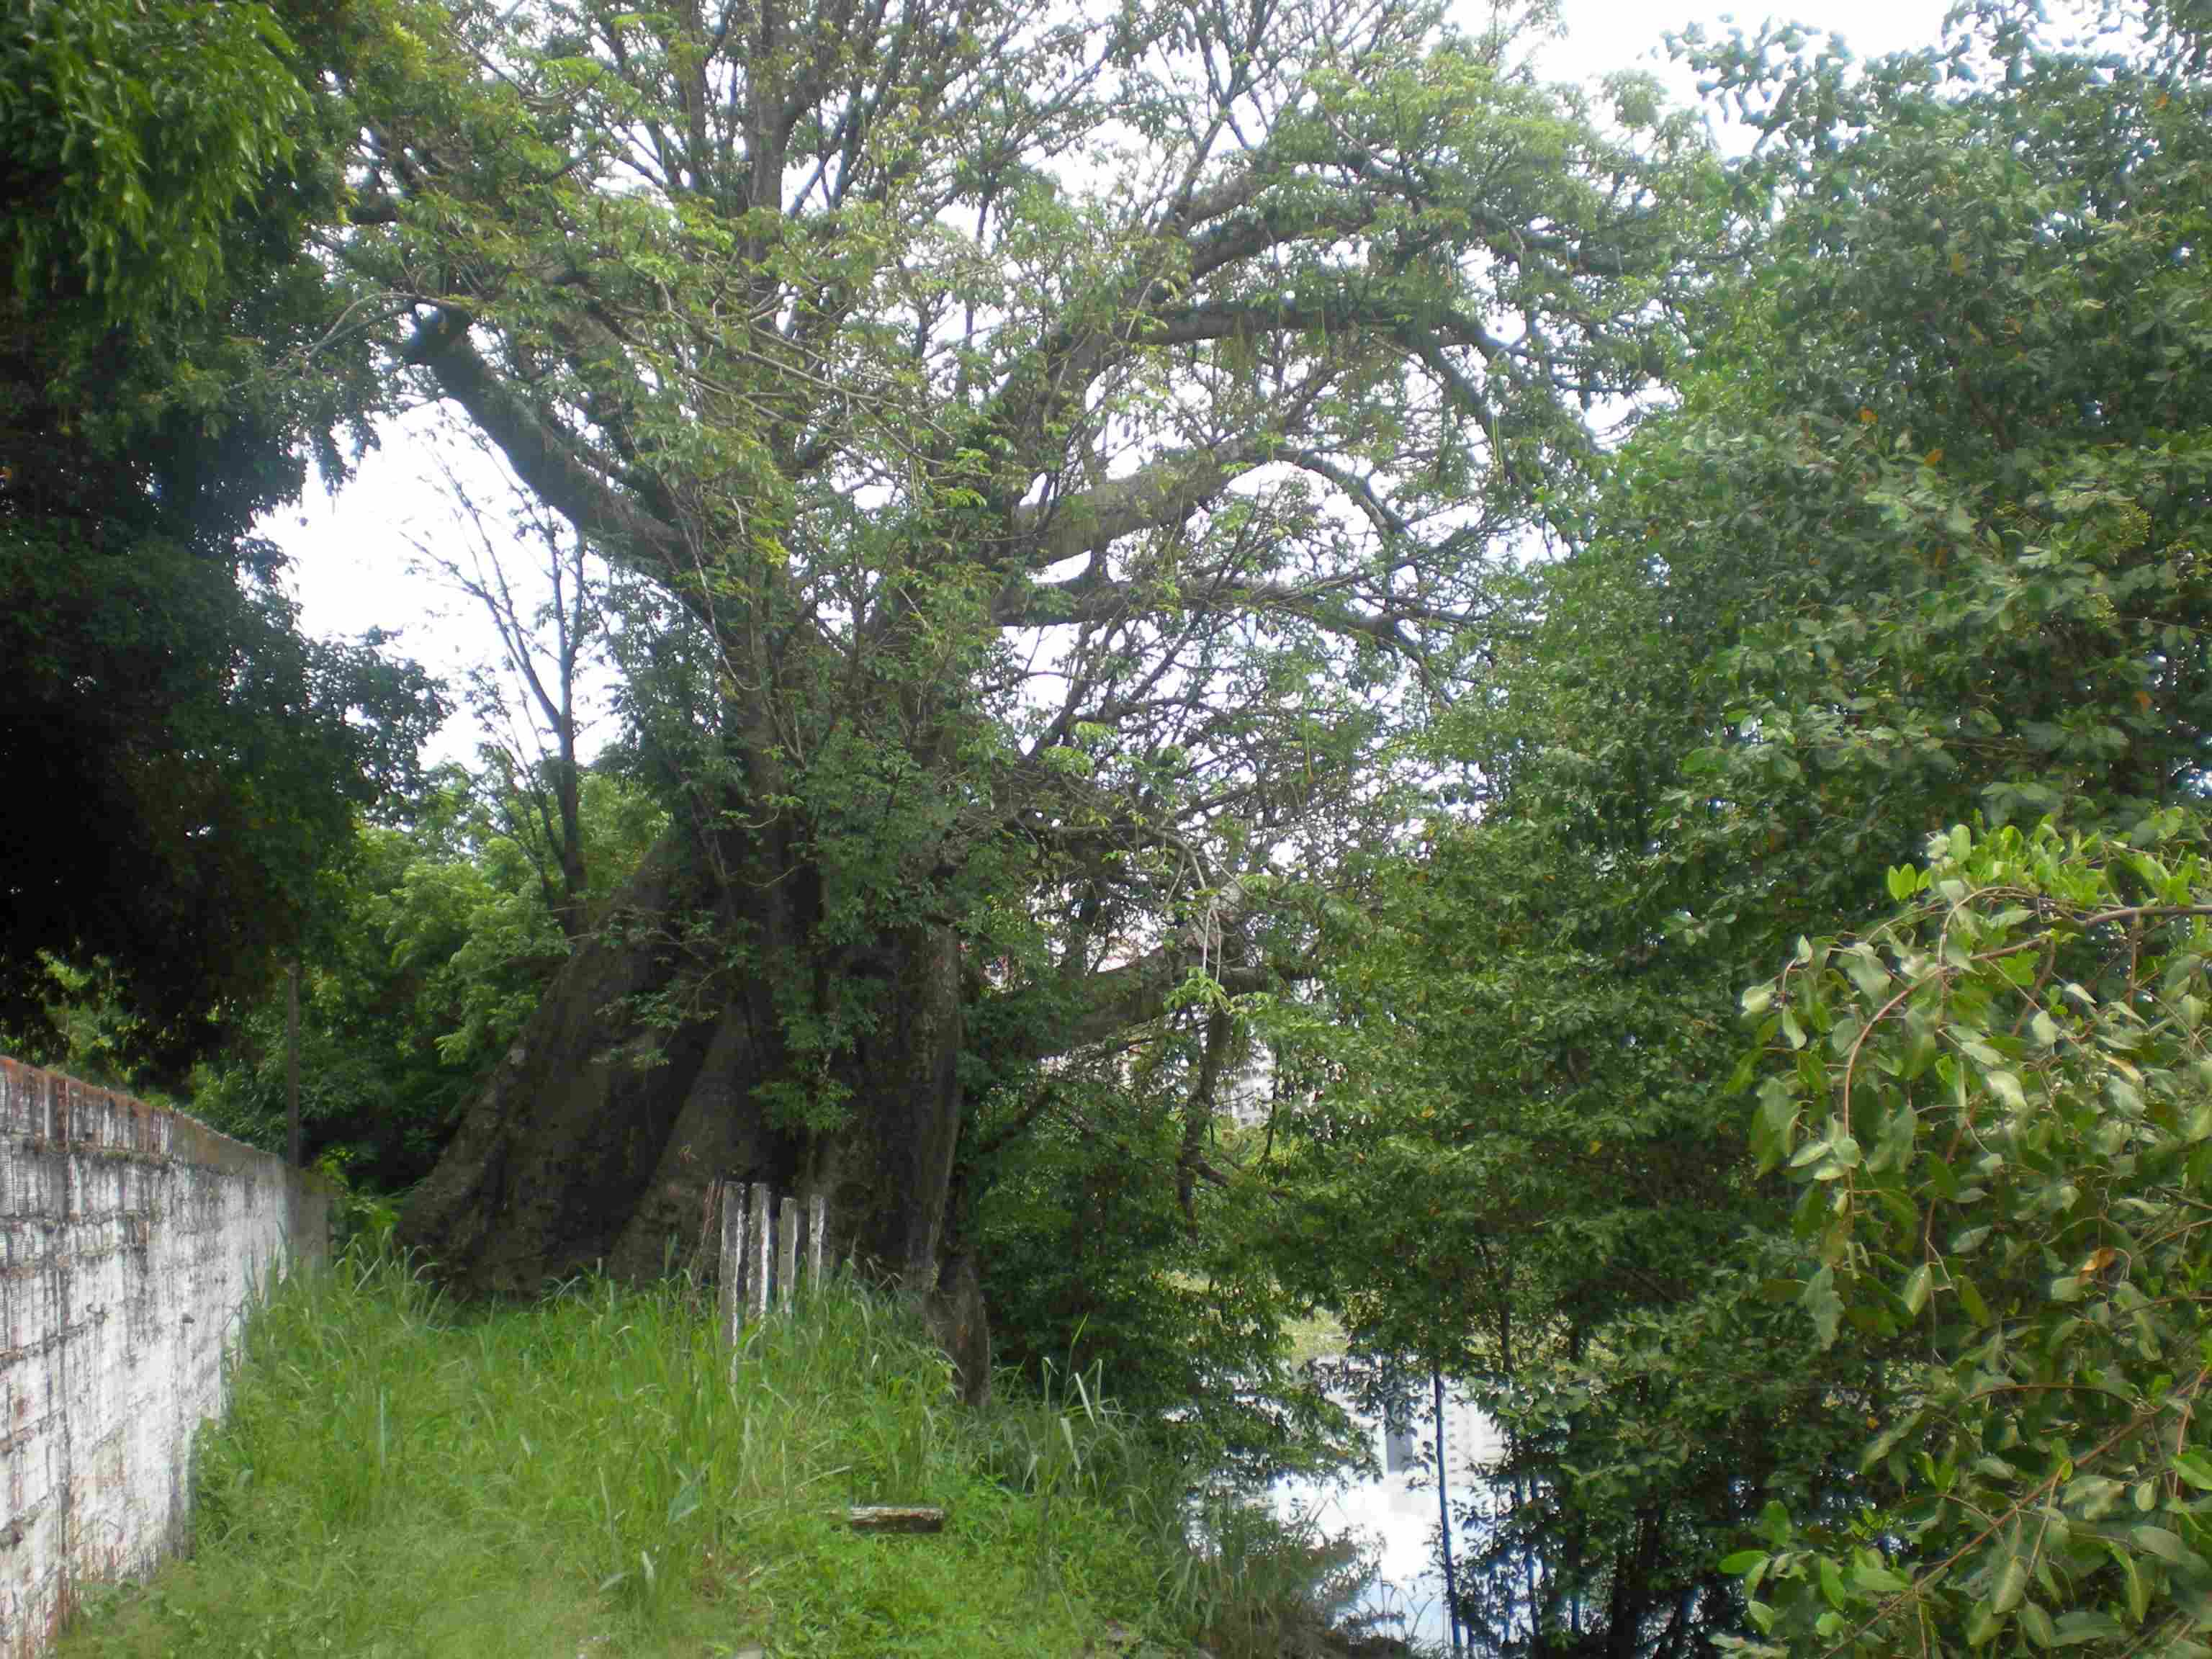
[0,1058,331,1658]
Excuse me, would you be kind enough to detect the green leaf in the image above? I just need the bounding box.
[2051,1610,2123,1646]
[1951,1226,1992,1256]
[1850,1555,1911,1595]
[1958,1275,1992,1326]
[1804,1264,1843,1349]
[1903,1262,1933,1316]
[1817,1553,1847,1610]
[2173,1452,2212,1493]
[1790,1136,1833,1169]
[1966,1596,2002,1646]
[2132,1524,2185,1563]
[2126,1552,2151,1622]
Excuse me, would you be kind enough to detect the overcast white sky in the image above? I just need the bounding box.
[271,0,1997,767]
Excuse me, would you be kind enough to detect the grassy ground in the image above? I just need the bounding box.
[58,1253,1361,1659]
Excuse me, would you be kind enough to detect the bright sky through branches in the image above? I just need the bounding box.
[269,0,2026,768]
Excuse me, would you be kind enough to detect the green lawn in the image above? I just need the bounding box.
[57,1255,1347,1659]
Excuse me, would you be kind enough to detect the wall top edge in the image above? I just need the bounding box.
[0,1054,339,1195]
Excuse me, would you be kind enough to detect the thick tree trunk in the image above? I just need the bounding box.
[397,821,973,1343]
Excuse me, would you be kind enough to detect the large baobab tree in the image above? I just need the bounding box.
[327,0,1699,1310]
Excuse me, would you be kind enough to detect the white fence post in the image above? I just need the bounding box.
[777,1195,798,1312]
[719,1183,826,1337]
[747,1183,772,1324]
[718,1181,745,1344]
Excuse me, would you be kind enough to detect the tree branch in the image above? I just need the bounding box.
[402,307,691,580]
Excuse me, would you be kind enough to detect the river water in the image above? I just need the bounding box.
[1269,1383,1504,1650]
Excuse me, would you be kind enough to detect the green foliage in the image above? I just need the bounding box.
[189,767,666,1187]
[0,521,444,1071]
[1267,799,1833,1651]
[0,0,306,317]
[1264,4,2212,1651]
[1725,820,2212,1657]
[0,0,439,1072]
[970,1055,1350,1477]
[5,956,192,1103]
[325,0,1709,1259]
[1663,1,2212,861]
[56,1255,1351,1659]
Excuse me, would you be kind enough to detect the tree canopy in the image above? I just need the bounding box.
[328,0,1712,1304]
[1258,1,2212,1650]
[338,0,1701,969]
[0,0,441,1071]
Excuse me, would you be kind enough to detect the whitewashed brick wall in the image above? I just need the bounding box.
[0,1058,330,1658]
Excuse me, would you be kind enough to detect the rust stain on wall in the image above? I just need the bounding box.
[0,1058,331,1658]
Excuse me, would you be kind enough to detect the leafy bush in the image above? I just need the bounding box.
[1727,819,2212,1655]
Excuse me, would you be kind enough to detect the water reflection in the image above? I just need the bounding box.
[1270,1380,1503,1650]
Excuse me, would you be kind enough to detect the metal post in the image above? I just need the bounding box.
[1435,1367,1463,1657]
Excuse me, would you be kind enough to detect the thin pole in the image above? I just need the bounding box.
[286,960,302,1169]
[1436,1367,1463,1657]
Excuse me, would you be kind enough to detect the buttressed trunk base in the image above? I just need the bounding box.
[397,823,984,1397]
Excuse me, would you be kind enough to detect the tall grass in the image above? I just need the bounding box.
[57,1249,1365,1659]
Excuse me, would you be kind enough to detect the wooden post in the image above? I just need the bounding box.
[748,1184,771,1323]
[719,1182,745,1344]
[778,1195,799,1311]
[807,1191,826,1292]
